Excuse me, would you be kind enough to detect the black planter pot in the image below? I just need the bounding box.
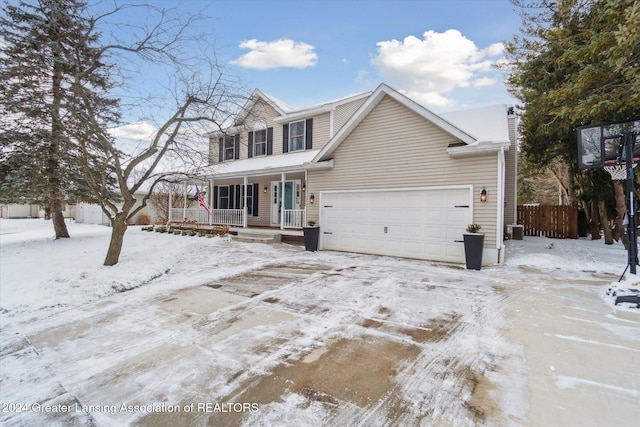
[463,233,484,270]
[303,227,320,252]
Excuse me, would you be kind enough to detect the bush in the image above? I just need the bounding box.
[138,212,151,225]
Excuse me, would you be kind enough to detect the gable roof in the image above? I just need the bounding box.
[313,83,477,162]
[440,104,510,144]
[233,89,294,127]
[273,91,371,123]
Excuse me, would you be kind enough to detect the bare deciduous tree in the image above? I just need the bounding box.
[66,2,247,265]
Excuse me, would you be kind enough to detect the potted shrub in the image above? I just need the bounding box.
[303,220,320,252]
[463,223,484,270]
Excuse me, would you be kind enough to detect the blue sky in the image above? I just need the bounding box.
[104,0,522,114]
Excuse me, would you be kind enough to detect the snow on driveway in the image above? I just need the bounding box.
[0,219,638,426]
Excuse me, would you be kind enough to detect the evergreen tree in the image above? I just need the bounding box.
[0,0,118,237]
[505,0,639,243]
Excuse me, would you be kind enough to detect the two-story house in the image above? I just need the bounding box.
[170,83,517,266]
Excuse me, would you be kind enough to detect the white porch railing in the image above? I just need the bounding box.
[211,209,244,226]
[170,208,244,226]
[282,209,306,228]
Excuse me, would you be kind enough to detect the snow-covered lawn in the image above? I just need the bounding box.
[0,219,638,426]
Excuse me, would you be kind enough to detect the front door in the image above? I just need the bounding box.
[270,180,300,226]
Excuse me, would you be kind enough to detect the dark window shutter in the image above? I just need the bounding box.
[252,183,259,216]
[282,124,289,153]
[267,127,273,155]
[234,135,240,159]
[248,132,254,158]
[213,186,218,209]
[218,137,223,162]
[235,185,242,209]
[305,118,313,149]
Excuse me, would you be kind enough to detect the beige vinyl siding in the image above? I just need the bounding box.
[307,95,500,248]
[312,112,331,150]
[334,97,367,134]
[210,96,366,166]
[504,115,518,225]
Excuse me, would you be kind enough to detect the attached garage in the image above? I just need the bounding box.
[320,186,472,263]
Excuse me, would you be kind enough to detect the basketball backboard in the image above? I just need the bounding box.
[577,118,640,170]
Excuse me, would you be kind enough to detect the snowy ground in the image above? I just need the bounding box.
[0,219,638,426]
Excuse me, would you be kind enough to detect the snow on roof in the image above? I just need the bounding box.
[440,104,510,143]
[203,149,322,178]
[258,90,294,113]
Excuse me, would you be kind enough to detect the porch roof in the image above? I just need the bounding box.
[203,149,332,179]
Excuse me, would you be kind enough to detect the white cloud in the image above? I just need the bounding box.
[108,121,157,140]
[371,29,505,107]
[231,39,318,70]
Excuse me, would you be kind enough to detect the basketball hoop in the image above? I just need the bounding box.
[604,163,637,180]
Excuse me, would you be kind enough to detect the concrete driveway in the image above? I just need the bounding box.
[1,236,639,426]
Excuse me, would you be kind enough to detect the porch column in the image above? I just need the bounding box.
[243,175,248,228]
[182,182,187,221]
[168,184,173,222]
[208,178,213,226]
[280,172,286,230]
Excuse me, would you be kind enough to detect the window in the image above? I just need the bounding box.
[218,134,239,162]
[289,120,305,152]
[283,119,312,153]
[254,129,267,157]
[213,184,259,216]
[218,185,230,209]
[241,185,255,215]
[223,136,235,161]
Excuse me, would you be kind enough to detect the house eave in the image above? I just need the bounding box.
[447,141,511,158]
[205,159,333,180]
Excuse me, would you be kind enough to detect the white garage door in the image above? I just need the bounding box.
[320,187,472,263]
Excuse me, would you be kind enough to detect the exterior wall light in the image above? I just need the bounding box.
[310,194,315,204]
[302,184,306,192]
[480,187,487,202]
[263,186,268,194]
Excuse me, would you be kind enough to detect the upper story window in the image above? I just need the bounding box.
[289,120,305,152]
[283,118,313,153]
[248,127,273,158]
[254,130,267,156]
[218,134,239,162]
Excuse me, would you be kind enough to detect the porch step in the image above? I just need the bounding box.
[232,230,282,244]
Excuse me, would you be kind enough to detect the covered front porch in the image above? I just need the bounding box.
[168,171,310,230]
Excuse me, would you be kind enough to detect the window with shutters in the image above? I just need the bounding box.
[283,119,312,153]
[289,120,305,151]
[223,136,236,161]
[218,185,230,209]
[217,134,239,162]
[214,184,259,216]
[254,129,267,156]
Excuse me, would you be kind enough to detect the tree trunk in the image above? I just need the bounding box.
[50,196,69,239]
[612,180,629,249]
[48,48,70,239]
[589,200,601,240]
[598,200,613,244]
[104,213,128,266]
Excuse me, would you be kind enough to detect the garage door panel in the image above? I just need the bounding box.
[321,188,471,263]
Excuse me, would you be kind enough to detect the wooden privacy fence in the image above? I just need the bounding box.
[517,205,578,239]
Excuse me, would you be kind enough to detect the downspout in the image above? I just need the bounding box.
[497,147,506,263]
[304,169,308,226]
[243,176,248,228]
